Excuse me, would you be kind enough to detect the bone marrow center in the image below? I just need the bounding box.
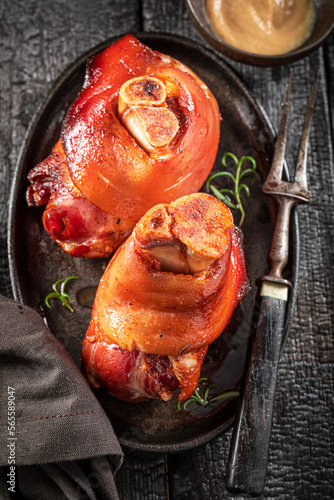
[133,195,233,275]
[119,76,167,109]
[118,76,179,153]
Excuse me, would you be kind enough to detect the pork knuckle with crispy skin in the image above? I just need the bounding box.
[26,35,220,258]
[82,193,249,402]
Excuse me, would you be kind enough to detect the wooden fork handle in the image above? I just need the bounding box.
[226,287,287,497]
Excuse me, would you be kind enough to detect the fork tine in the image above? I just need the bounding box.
[293,70,319,198]
[263,72,292,190]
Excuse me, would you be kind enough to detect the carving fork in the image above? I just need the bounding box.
[226,72,319,497]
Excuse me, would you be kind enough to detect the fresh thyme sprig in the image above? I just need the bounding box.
[45,275,80,312]
[177,377,239,411]
[206,152,261,226]
[177,378,213,410]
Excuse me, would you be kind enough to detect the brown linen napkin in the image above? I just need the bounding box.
[0,295,123,499]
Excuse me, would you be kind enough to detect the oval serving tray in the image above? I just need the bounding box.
[8,33,299,453]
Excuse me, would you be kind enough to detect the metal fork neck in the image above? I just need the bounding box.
[265,196,296,281]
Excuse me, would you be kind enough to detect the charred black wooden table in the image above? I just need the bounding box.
[1,1,333,499]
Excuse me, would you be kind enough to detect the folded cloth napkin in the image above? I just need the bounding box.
[0,295,123,500]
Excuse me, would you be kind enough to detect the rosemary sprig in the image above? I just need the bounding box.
[177,377,239,411]
[45,275,80,312]
[206,152,261,226]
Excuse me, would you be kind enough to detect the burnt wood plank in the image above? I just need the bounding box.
[1,0,334,499]
[1,2,168,499]
[142,1,334,499]
[324,31,334,135]
[116,452,169,500]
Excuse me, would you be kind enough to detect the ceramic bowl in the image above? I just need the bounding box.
[186,0,334,66]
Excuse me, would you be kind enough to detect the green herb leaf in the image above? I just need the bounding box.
[206,153,260,227]
[177,378,239,411]
[210,391,240,403]
[45,276,80,312]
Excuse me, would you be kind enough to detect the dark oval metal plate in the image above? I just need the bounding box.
[8,33,299,453]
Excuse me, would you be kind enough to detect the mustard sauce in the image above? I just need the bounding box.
[206,0,316,55]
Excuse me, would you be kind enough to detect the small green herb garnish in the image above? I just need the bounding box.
[177,377,239,411]
[178,378,213,410]
[206,152,261,227]
[45,276,80,312]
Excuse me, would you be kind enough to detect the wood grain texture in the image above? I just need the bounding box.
[0,2,168,499]
[1,1,333,499]
[141,2,334,499]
